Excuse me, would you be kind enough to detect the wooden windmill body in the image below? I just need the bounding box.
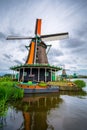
[7,19,68,82]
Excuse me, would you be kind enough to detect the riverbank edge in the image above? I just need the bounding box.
[47,81,82,91]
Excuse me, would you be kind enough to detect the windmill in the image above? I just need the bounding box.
[61,65,70,80]
[7,19,69,82]
[61,65,67,79]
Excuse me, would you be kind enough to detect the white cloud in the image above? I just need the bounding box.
[0,0,87,75]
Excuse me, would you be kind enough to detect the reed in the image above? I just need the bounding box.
[0,77,24,117]
[0,99,8,117]
[0,82,24,101]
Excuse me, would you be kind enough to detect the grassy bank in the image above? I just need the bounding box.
[47,80,86,91]
[0,77,24,117]
[0,81,24,100]
[73,80,86,88]
[47,80,76,87]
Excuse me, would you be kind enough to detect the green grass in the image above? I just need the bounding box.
[0,77,24,117]
[0,99,8,117]
[0,81,24,100]
[73,80,86,88]
[0,76,12,82]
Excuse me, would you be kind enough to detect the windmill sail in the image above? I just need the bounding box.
[6,19,69,65]
[41,32,68,41]
[26,41,36,64]
[35,19,42,35]
[6,36,33,40]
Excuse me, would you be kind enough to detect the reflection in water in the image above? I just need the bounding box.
[0,102,8,128]
[0,88,87,130]
[59,89,87,97]
[0,117,7,128]
[16,93,63,130]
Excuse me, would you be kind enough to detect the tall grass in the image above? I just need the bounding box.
[0,77,24,117]
[0,99,8,117]
[0,76,12,82]
[0,77,24,100]
[0,83,24,100]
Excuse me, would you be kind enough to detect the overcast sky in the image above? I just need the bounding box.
[0,0,87,75]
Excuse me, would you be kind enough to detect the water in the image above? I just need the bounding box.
[0,78,87,130]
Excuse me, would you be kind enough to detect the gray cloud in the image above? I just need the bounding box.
[76,28,87,39]
[19,44,27,52]
[0,32,6,40]
[14,60,22,64]
[60,38,85,49]
[22,56,27,62]
[71,44,87,56]
[48,48,63,65]
[7,27,20,36]
[0,0,87,75]
[48,48,63,57]
[3,54,13,59]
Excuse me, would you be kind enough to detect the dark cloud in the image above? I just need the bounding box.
[48,57,60,64]
[48,48,63,57]
[0,0,23,11]
[76,29,87,39]
[71,45,87,56]
[14,60,22,64]
[0,32,6,40]
[60,38,85,49]
[48,48,63,64]
[74,23,87,40]
[3,54,12,59]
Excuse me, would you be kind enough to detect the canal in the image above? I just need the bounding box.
[0,79,87,130]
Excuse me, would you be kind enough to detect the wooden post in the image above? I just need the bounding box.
[30,67,32,75]
[23,68,25,82]
[38,68,40,82]
[14,70,16,79]
[12,70,14,80]
[51,69,52,81]
[45,68,47,82]
[55,69,56,81]
[18,69,20,82]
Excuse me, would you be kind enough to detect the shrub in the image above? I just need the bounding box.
[28,81,32,85]
[73,80,86,88]
[38,82,47,87]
